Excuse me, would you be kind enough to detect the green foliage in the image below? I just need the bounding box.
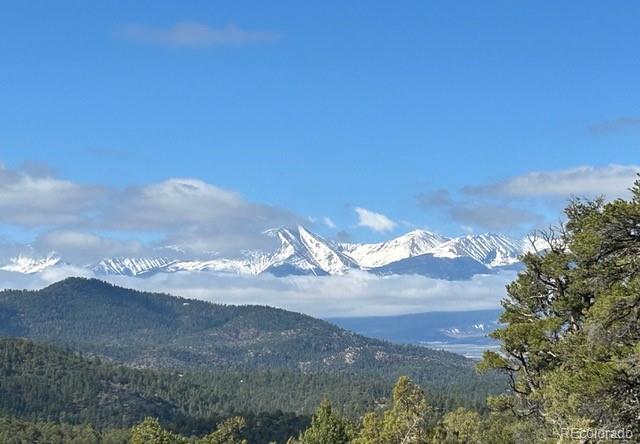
[378,376,432,444]
[0,415,130,444]
[351,376,435,444]
[293,401,355,444]
[478,176,640,441]
[198,416,248,444]
[0,277,504,412]
[130,417,188,444]
[0,336,497,443]
[0,336,311,442]
[351,412,383,444]
[437,407,481,443]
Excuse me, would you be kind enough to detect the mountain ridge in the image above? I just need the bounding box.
[0,277,504,403]
[0,226,525,279]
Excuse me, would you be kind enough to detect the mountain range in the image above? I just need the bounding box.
[0,226,525,280]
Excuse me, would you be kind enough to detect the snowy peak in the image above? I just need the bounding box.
[0,253,61,274]
[0,227,526,278]
[268,226,357,275]
[339,229,450,268]
[167,253,269,275]
[91,257,176,276]
[431,233,522,267]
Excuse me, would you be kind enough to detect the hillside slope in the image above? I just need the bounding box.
[0,278,502,399]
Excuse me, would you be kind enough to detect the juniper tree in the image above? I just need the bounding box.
[479,177,640,440]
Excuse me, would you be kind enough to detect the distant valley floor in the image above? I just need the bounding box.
[328,309,502,359]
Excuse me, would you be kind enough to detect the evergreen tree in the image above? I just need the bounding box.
[352,412,383,444]
[199,416,248,444]
[293,400,354,444]
[380,376,432,444]
[479,177,640,440]
[353,376,435,444]
[130,417,187,444]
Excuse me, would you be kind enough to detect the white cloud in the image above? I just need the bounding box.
[1,269,513,318]
[0,164,104,226]
[116,22,279,47]
[308,216,336,229]
[0,166,302,259]
[0,265,94,291]
[106,178,299,255]
[109,178,251,228]
[467,164,640,199]
[35,230,145,262]
[322,217,336,229]
[354,207,397,233]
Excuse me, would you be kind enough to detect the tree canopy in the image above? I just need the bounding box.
[479,178,640,441]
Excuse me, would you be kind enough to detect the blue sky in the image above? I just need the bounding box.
[1,1,639,250]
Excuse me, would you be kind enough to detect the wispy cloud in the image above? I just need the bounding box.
[116,22,279,47]
[308,216,337,229]
[465,164,640,199]
[321,216,336,229]
[417,189,540,232]
[589,117,640,133]
[354,207,397,233]
[418,164,640,233]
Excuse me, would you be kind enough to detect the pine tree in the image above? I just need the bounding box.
[294,400,354,444]
[479,177,640,440]
[198,416,248,444]
[380,376,433,444]
[352,412,383,444]
[130,417,187,444]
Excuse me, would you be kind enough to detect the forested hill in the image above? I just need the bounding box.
[0,336,309,442]
[0,278,502,402]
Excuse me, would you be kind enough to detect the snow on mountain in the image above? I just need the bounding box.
[265,226,358,275]
[0,253,61,274]
[0,227,526,278]
[339,230,449,268]
[92,226,359,277]
[441,322,493,339]
[431,233,522,267]
[167,256,263,275]
[91,257,177,276]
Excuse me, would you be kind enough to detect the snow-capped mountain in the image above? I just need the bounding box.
[0,227,525,279]
[0,253,61,274]
[339,230,449,268]
[91,257,177,276]
[264,226,359,276]
[431,233,522,268]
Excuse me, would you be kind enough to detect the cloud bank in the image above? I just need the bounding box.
[466,164,639,199]
[419,164,640,233]
[0,164,300,261]
[0,269,513,318]
[1,161,638,269]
